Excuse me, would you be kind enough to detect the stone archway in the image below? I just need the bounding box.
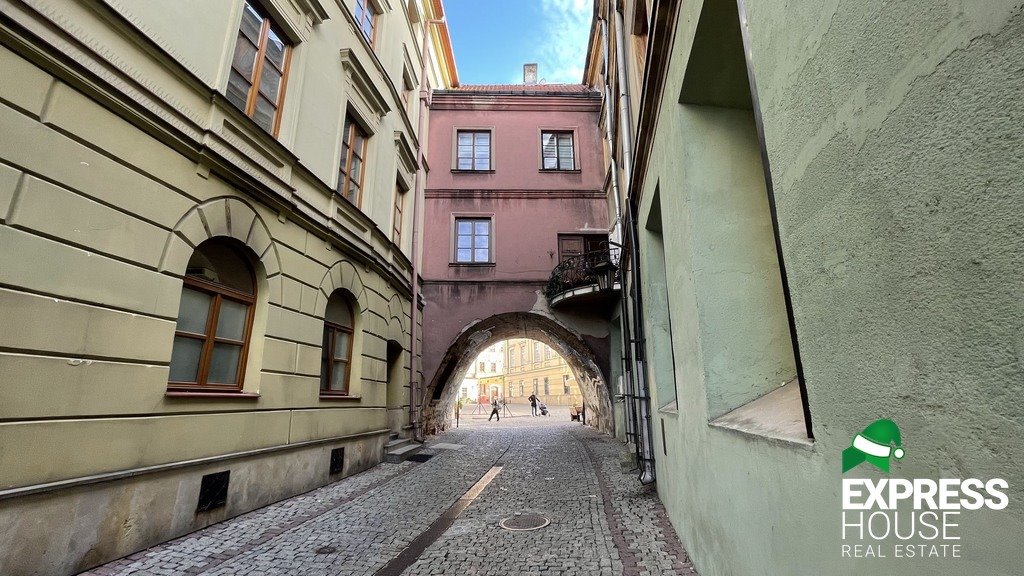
[423,311,614,435]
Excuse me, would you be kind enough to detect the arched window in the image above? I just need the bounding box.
[322,293,355,395]
[168,240,256,390]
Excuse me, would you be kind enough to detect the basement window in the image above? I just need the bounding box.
[330,447,345,475]
[197,471,230,512]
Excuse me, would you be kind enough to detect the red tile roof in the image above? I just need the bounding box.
[451,83,596,94]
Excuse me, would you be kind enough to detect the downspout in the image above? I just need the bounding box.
[613,0,656,484]
[411,16,444,442]
[600,18,637,451]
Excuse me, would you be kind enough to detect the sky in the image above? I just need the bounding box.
[443,0,593,85]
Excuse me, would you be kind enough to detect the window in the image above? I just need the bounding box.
[563,375,570,395]
[392,185,405,245]
[479,361,485,372]
[543,377,550,395]
[227,1,292,135]
[338,115,368,205]
[533,378,538,394]
[454,217,491,263]
[519,381,524,396]
[490,362,496,372]
[533,342,541,363]
[541,131,575,170]
[354,0,378,45]
[456,130,491,170]
[545,346,553,360]
[169,240,257,391]
[519,347,526,366]
[321,293,355,395]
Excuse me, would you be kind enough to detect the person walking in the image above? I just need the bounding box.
[528,393,539,416]
[488,397,501,422]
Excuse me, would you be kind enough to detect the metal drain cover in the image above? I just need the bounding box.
[499,514,550,531]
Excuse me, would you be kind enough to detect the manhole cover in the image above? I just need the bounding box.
[499,514,550,531]
[314,546,337,555]
[408,454,434,463]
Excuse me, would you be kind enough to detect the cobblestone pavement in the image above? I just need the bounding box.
[88,407,696,576]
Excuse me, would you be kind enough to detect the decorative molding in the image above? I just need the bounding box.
[292,0,331,24]
[394,130,418,176]
[339,48,392,121]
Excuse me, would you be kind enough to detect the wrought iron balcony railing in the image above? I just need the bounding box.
[544,246,621,300]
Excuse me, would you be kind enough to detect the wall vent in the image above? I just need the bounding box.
[329,447,345,475]
[197,470,230,512]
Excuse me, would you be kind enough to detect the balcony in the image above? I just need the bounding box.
[544,246,621,309]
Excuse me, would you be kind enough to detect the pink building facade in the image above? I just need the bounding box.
[421,84,616,431]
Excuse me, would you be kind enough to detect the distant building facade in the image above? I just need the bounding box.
[504,338,583,406]
[0,0,455,573]
[457,342,504,401]
[420,79,619,433]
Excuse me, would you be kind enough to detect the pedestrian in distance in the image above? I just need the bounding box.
[488,397,501,422]
[528,393,539,416]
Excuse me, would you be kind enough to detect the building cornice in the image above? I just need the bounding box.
[426,189,605,200]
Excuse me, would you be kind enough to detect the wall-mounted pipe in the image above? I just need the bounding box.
[612,0,656,485]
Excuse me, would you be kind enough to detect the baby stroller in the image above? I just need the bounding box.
[538,402,549,416]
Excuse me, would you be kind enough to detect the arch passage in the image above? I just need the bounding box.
[424,312,614,434]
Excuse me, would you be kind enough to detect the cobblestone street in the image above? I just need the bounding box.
[88,406,695,576]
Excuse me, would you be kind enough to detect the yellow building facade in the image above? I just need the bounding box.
[0,0,456,574]
[503,338,583,406]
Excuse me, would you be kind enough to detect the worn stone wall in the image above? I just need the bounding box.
[634,0,1024,575]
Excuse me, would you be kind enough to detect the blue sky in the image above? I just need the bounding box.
[443,0,593,85]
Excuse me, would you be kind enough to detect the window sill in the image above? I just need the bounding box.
[449,262,495,267]
[319,394,361,401]
[708,380,813,447]
[451,169,495,174]
[165,390,261,399]
[539,169,581,174]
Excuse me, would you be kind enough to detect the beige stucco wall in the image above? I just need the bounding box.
[0,0,446,571]
[630,0,1024,575]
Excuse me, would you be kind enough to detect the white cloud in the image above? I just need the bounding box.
[529,0,592,84]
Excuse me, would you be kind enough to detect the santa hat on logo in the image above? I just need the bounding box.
[842,419,905,473]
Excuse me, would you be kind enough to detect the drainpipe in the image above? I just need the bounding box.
[599,18,637,452]
[411,16,445,442]
[613,0,655,485]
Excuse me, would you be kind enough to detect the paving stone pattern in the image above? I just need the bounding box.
[88,406,696,576]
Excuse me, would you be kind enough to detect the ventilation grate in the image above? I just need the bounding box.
[330,447,345,475]
[197,470,230,512]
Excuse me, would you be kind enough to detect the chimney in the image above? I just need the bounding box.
[523,63,538,85]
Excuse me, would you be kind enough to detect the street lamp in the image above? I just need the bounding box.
[593,258,618,291]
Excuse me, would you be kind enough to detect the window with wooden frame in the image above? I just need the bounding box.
[338,115,369,205]
[453,217,491,263]
[533,341,541,363]
[168,240,257,391]
[541,131,575,170]
[321,293,356,395]
[227,0,292,135]
[354,0,379,46]
[455,130,491,170]
[392,185,405,246]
